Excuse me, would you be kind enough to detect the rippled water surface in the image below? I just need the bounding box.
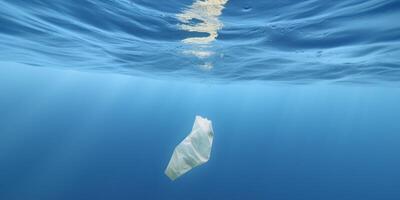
[0,0,399,83]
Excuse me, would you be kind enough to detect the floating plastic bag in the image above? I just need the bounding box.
[165,116,214,181]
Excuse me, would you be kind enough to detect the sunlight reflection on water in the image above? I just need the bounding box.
[177,0,228,70]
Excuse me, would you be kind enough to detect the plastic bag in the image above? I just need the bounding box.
[165,116,214,180]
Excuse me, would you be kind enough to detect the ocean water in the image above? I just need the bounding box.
[1,0,400,82]
[0,0,400,200]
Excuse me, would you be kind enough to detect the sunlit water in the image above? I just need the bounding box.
[1,1,400,200]
[1,0,399,82]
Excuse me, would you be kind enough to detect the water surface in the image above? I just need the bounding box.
[0,0,399,83]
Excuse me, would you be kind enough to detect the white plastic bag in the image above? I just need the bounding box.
[165,116,214,180]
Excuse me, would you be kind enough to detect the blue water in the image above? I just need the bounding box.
[1,0,400,199]
[1,0,400,82]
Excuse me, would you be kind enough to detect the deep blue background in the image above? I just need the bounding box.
[0,63,399,199]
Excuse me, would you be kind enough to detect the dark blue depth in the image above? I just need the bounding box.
[0,65,399,199]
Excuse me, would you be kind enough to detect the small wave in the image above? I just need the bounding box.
[0,0,399,83]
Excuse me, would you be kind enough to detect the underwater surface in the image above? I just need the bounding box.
[1,0,400,199]
[1,0,400,82]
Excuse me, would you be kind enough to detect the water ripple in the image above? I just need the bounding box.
[0,0,399,83]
